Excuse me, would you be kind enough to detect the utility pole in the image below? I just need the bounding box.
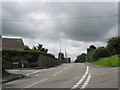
[65,49,67,59]
[60,39,61,60]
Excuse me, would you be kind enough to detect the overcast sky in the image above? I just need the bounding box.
[2,2,118,61]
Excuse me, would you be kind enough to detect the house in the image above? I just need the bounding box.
[2,37,24,50]
[2,37,26,68]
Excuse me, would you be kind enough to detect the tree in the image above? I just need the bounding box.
[87,45,96,54]
[87,48,90,54]
[23,45,30,50]
[90,45,96,50]
[32,46,37,51]
[75,53,87,63]
[44,49,48,53]
[91,47,111,61]
[68,57,71,63]
[86,50,93,62]
[37,44,43,51]
[40,48,45,52]
[58,52,65,60]
[36,44,48,53]
[107,36,120,55]
[86,45,96,62]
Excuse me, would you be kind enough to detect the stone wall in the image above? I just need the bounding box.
[36,54,60,68]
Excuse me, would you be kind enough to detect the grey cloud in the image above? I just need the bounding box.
[64,17,117,41]
[2,2,118,42]
[2,2,118,19]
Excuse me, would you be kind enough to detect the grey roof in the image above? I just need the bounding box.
[2,38,24,49]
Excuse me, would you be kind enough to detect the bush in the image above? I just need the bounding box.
[47,53,55,58]
[91,47,111,61]
[23,45,31,50]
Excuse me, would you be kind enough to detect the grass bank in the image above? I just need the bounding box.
[93,55,120,67]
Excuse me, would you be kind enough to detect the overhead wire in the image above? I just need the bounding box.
[1,15,119,22]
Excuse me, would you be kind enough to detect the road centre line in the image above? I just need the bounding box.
[64,64,71,70]
[24,64,71,88]
[80,74,91,89]
[64,67,68,70]
[25,64,70,76]
[54,64,71,76]
[54,71,62,76]
[71,66,89,89]
[24,78,48,88]
[27,64,71,76]
[68,64,71,67]
[26,69,46,76]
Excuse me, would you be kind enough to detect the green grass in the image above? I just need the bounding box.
[2,70,10,77]
[93,55,120,67]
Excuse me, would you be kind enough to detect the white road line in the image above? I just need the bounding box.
[26,69,46,76]
[81,74,91,89]
[54,71,62,76]
[71,66,89,89]
[54,64,71,76]
[64,67,68,70]
[24,78,48,88]
[69,64,71,67]
[64,64,71,70]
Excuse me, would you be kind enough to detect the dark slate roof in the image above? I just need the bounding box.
[2,38,24,49]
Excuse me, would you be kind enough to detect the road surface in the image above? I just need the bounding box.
[2,63,118,90]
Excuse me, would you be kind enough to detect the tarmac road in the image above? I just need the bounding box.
[2,63,118,90]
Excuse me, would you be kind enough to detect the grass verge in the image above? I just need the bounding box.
[93,55,120,67]
[2,69,10,77]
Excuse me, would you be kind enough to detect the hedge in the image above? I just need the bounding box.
[2,49,55,68]
[2,49,55,59]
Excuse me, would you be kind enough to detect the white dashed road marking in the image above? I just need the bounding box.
[64,64,71,70]
[64,67,68,70]
[26,69,46,76]
[54,71,62,76]
[24,78,48,88]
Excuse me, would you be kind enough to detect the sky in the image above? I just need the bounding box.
[2,2,118,61]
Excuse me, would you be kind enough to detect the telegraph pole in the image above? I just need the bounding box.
[65,49,67,59]
[60,39,61,60]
